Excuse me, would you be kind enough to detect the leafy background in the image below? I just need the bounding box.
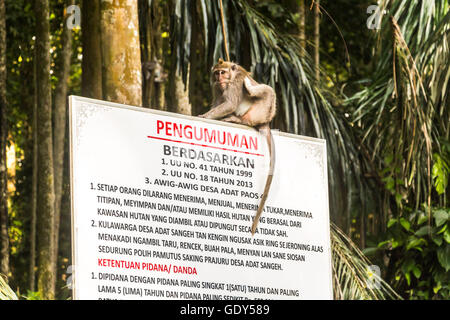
[0,0,448,300]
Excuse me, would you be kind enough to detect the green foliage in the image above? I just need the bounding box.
[348,0,449,212]
[315,0,374,94]
[1,0,446,301]
[5,0,37,295]
[432,141,449,196]
[22,290,43,300]
[370,207,450,299]
[4,0,81,298]
[348,0,450,300]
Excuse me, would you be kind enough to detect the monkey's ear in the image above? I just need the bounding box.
[218,58,224,64]
[231,64,236,71]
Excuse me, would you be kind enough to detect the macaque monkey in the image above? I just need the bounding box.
[199,58,276,235]
[143,59,167,83]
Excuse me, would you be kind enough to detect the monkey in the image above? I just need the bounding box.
[199,58,276,235]
[143,59,167,83]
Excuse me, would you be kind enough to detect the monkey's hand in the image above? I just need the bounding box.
[243,77,253,93]
[199,102,236,120]
[244,76,274,99]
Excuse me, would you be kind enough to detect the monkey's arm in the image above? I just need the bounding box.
[244,77,274,98]
[199,100,237,120]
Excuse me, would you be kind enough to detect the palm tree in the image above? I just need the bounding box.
[346,0,449,299]
[166,0,400,299]
[349,0,449,223]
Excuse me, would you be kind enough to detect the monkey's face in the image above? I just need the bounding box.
[211,59,238,91]
[213,68,232,90]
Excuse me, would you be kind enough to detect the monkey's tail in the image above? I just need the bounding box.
[269,92,277,122]
[251,126,275,235]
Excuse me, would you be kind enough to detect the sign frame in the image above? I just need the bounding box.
[69,95,333,300]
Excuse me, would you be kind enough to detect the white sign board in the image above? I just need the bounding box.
[69,96,333,300]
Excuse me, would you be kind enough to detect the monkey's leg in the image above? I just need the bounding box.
[198,101,236,120]
[221,115,243,124]
[239,102,271,127]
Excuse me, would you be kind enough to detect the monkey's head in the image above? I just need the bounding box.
[211,58,248,91]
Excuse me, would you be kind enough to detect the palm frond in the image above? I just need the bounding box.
[0,275,18,300]
[349,0,450,213]
[331,223,402,300]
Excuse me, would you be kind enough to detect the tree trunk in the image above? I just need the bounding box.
[170,73,191,115]
[29,33,39,292]
[0,0,9,279]
[188,0,203,116]
[53,1,73,276]
[29,87,37,291]
[35,0,56,300]
[299,0,306,54]
[81,0,102,99]
[313,0,320,82]
[151,0,166,111]
[140,0,166,110]
[139,0,151,108]
[100,0,142,106]
[168,0,191,116]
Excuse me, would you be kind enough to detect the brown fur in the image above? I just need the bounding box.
[199,59,277,235]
